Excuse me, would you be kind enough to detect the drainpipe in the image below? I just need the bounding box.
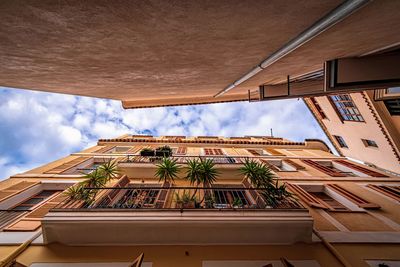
[214,0,370,98]
[0,230,42,267]
[312,229,352,267]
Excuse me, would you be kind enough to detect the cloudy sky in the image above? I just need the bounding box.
[0,86,330,179]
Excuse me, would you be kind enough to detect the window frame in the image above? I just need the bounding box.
[333,135,348,148]
[328,94,364,122]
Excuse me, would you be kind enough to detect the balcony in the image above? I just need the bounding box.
[118,156,259,179]
[42,186,313,245]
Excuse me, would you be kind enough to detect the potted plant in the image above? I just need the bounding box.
[204,194,215,209]
[155,157,181,184]
[232,197,243,209]
[175,190,197,209]
[140,148,155,156]
[155,145,172,157]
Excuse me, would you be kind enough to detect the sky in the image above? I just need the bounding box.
[0,86,330,180]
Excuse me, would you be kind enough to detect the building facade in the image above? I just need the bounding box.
[0,135,399,266]
[304,89,400,175]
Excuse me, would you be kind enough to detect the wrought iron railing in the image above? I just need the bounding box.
[54,186,303,211]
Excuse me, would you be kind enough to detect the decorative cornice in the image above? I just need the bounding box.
[303,98,343,156]
[361,92,400,163]
[98,137,305,146]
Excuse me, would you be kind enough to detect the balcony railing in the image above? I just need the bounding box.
[121,155,252,164]
[54,186,303,211]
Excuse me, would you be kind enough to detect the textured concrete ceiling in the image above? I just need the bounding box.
[0,1,399,108]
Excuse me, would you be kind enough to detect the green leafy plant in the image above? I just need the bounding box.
[155,145,172,157]
[185,158,219,202]
[98,159,121,182]
[232,197,243,208]
[175,190,197,208]
[155,157,181,183]
[239,159,295,208]
[140,148,155,156]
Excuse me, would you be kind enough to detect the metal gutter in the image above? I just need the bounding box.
[214,0,371,98]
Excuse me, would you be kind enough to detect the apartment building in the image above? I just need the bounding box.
[304,89,400,174]
[1,1,400,108]
[0,135,399,267]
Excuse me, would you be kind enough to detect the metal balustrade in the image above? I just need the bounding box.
[54,186,303,211]
[120,155,253,164]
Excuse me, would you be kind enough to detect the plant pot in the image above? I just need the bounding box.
[177,201,196,209]
[140,150,155,156]
[155,150,171,157]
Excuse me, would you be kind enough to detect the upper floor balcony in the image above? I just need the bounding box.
[42,185,313,245]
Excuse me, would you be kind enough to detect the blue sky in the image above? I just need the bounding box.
[0,86,330,179]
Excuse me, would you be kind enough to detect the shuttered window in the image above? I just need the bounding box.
[4,193,67,231]
[310,97,327,119]
[367,184,400,202]
[301,160,346,177]
[11,190,59,211]
[126,146,143,154]
[284,159,306,170]
[265,148,284,156]
[175,147,187,155]
[0,181,39,202]
[93,145,115,153]
[204,148,224,155]
[247,149,261,156]
[286,183,328,209]
[326,184,380,209]
[334,160,387,177]
[45,157,91,174]
[310,192,349,211]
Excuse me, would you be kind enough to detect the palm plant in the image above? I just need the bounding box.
[185,158,219,203]
[98,159,120,182]
[155,157,181,183]
[239,159,274,188]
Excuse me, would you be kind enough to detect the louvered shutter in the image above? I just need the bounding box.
[367,184,400,202]
[260,159,280,172]
[45,157,91,174]
[213,149,224,155]
[334,160,387,177]
[0,181,39,202]
[284,159,306,170]
[204,148,213,155]
[93,145,115,153]
[265,148,284,155]
[286,183,328,209]
[127,146,142,154]
[301,160,346,177]
[242,179,265,208]
[155,182,171,208]
[4,192,67,231]
[176,147,187,155]
[91,176,131,208]
[326,184,380,209]
[247,149,261,156]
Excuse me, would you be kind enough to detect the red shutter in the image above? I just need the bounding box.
[4,192,67,231]
[284,159,306,170]
[326,184,380,209]
[334,160,388,177]
[213,149,224,155]
[93,145,115,153]
[367,184,400,202]
[0,181,39,202]
[301,160,346,177]
[247,149,261,156]
[286,183,328,209]
[45,157,91,174]
[176,147,187,155]
[204,149,213,155]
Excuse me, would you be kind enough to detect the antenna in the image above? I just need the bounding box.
[270,128,273,137]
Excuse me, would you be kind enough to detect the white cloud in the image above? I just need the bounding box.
[0,87,331,180]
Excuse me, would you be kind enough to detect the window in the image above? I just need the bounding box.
[11,190,60,211]
[329,94,364,122]
[114,186,161,209]
[212,186,252,208]
[367,184,400,202]
[263,160,297,172]
[174,147,187,155]
[384,99,400,115]
[362,139,378,148]
[333,135,348,148]
[203,148,224,155]
[301,160,355,177]
[309,191,349,211]
[310,97,327,119]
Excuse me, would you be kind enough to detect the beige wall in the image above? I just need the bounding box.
[310,93,400,173]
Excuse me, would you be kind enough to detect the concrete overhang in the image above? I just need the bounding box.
[1,1,399,108]
[42,209,313,245]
